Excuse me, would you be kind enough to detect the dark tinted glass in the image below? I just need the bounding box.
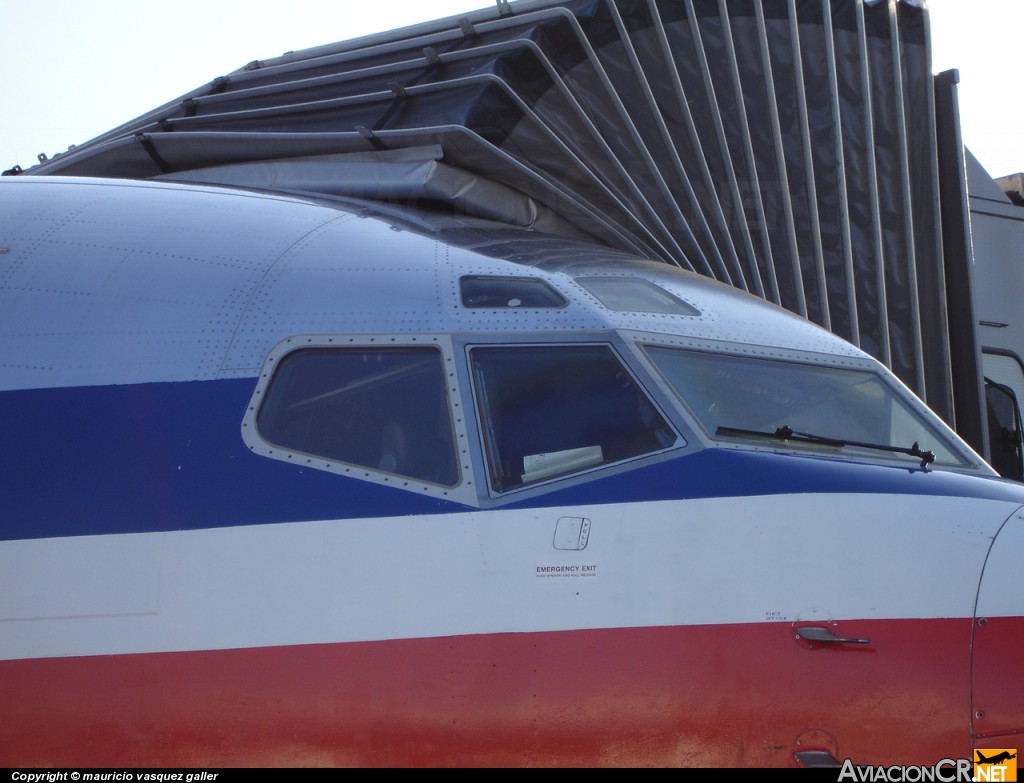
[258,347,459,486]
[986,379,1024,480]
[460,276,567,308]
[471,345,675,491]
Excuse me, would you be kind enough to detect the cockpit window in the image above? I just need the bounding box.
[460,276,567,308]
[470,345,677,492]
[645,347,969,467]
[256,346,460,486]
[576,277,701,315]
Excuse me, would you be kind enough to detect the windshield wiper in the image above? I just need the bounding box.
[716,425,936,469]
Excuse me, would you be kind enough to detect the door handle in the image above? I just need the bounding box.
[794,749,842,767]
[795,626,870,645]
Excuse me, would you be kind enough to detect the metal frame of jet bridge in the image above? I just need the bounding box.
[15,0,1024,471]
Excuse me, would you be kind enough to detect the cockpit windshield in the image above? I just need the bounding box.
[471,344,677,492]
[645,347,970,468]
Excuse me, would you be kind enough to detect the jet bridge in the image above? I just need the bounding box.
[15,0,1016,471]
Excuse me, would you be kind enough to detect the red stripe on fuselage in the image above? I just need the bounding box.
[0,619,981,767]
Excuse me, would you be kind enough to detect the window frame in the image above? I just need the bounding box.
[463,337,683,498]
[459,275,568,310]
[982,348,1024,480]
[632,335,983,471]
[574,275,701,316]
[241,334,479,505]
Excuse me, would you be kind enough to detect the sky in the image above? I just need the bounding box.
[3,0,1022,178]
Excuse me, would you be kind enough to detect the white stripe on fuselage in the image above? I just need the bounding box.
[0,493,1017,660]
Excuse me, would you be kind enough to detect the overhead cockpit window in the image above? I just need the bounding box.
[460,276,567,309]
[645,347,969,467]
[576,277,701,316]
[471,345,677,492]
[256,346,460,486]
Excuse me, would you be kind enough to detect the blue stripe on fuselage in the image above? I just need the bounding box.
[1,379,472,542]
[3,379,1023,541]
[506,446,1024,510]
